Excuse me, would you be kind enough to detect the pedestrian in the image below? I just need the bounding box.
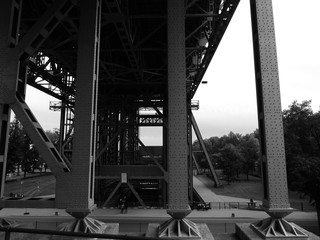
[120,196,128,214]
[249,198,255,208]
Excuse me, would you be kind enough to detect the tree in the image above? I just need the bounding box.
[208,136,224,154]
[7,117,25,176]
[219,132,242,148]
[7,117,42,178]
[282,100,320,188]
[283,100,314,155]
[290,156,320,232]
[239,134,260,180]
[282,100,320,231]
[308,112,320,152]
[218,144,243,184]
[193,130,261,181]
[46,129,60,149]
[26,143,41,174]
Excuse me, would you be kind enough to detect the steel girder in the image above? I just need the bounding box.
[0,0,241,207]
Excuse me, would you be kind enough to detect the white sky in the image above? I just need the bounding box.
[26,0,320,144]
[193,0,320,139]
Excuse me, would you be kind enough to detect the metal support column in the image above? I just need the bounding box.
[0,105,10,197]
[249,0,308,238]
[166,0,189,216]
[188,109,193,204]
[158,1,201,239]
[0,0,21,197]
[56,0,101,210]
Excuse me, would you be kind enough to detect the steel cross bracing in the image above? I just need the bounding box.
[2,0,240,207]
[23,0,240,104]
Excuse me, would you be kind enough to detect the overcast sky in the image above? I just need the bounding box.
[26,0,320,145]
[193,0,320,139]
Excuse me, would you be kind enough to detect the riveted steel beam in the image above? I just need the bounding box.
[16,0,77,62]
[11,93,71,174]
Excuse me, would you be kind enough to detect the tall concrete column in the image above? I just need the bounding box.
[56,0,101,210]
[242,0,308,238]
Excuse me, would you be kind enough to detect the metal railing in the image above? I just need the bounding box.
[0,226,158,240]
[192,201,313,211]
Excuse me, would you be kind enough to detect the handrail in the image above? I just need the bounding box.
[0,226,160,240]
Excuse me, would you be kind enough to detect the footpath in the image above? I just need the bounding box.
[0,174,318,234]
[0,206,316,222]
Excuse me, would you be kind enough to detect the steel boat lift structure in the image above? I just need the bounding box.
[0,0,235,209]
[0,0,312,239]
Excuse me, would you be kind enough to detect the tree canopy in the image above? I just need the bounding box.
[193,131,260,182]
[282,100,320,230]
[193,100,320,231]
[6,117,59,178]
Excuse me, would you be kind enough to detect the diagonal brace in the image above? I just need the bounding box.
[11,93,71,175]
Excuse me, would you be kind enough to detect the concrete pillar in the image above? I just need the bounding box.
[56,0,101,209]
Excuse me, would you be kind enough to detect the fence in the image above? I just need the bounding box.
[0,226,155,240]
[201,201,313,211]
[0,221,240,239]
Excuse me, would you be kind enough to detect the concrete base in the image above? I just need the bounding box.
[236,223,319,240]
[58,218,119,234]
[146,223,214,240]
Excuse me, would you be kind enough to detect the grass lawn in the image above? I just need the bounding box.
[196,173,315,211]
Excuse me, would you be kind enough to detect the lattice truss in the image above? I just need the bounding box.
[3,0,239,204]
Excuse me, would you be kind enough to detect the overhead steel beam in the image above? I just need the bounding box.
[189,0,240,99]
[127,181,146,207]
[137,137,168,182]
[27,60,75,97]
[16,0,77,61]
[96,125,125,162]
[104,0,142,81]
[102,181,121,207]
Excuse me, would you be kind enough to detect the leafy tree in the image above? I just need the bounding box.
[7,117,25,175]
[239,134,260,180]
[208,136,224,154]
[7,117,42,178]
[218,132,242,148]
[46,129,60,149]
[218,144,243,184]
[282,100,320,188]
[283,100,314,155]
[282,100,320,231]
[192,140,200,151]
[193,131,261,181]
[26,143,41,173]
[290,156,320,231]
[308,112,320,152]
